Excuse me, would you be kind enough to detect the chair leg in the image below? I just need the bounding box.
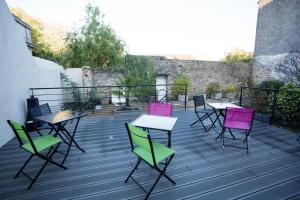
[146,155,175,200]
[190,118,200,126]
[28,143,65,190]
[125,158,141,183]
[222,128,225,150]
[15,154,34,179]
[41,143,67,169]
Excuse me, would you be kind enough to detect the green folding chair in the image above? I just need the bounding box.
[124,123,176,200]
[7,120,67,190]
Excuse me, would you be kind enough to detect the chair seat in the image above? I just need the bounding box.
[133,141,175,166]
[224,120,250,130]
[22,135,61,153]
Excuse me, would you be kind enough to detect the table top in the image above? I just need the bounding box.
[131,114,178,131]
[36,110,87,125]
[207,102,242,110]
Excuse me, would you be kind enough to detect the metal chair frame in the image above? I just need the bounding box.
[7,120,67,190]
[220,107,256,154]
[125,123,175,200]
[190,95,215,131]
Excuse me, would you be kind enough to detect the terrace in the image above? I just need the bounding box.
[1,0,300,199]
[1,110,300,200]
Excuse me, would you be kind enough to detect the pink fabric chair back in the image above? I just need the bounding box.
[148,102,173,117]
[224,107,255,130]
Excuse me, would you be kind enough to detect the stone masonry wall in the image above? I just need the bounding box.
[87,57,252,97]
[253,0,300,84]
[153,57,252,96]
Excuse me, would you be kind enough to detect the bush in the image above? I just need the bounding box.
[222,49,253,63]
[171,74,192,98]
[276,83,300,124]
[259,80,284,90]
[224,85,237,93]
[206,82,220,98]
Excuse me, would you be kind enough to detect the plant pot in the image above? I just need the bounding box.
[178,94,188,102]
[211,92,222,100]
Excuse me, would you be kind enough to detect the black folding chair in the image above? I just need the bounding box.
[7,120,67,190]
[29,103,54,135]
[125,123,176,200]
[190,95,215,131]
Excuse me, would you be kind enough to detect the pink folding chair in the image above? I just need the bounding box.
[148,102,173,117]
[221,107,255,154]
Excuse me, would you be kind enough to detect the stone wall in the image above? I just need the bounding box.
[80,57,252,97]
[253,0,300,84]
[153,57,252,96]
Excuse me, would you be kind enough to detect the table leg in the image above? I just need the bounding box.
[215,110,224,140]
[61,118,85,153]
[167,131,172,148]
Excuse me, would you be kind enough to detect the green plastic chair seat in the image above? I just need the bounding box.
[133,141,175,166]
[22,135,61,154]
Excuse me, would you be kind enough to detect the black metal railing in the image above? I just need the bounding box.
[240,86,300,128]
[29,84,188,115]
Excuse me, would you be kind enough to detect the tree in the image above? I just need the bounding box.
[116,55,156,106]
[275,51,300,85]
[11,7,66,62]
[61,4,125,70]
[171,74,192,98]
[222,49,253,63]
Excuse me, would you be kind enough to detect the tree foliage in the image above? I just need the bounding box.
[275,51,300,85]
[171,74,192,98]
[61,4,125,69]
[116,55,156,104]
[10,7,66,62]
[276,83,300,124]
[222,49,253,63]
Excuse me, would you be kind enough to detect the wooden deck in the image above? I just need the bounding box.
[0,110,300,200]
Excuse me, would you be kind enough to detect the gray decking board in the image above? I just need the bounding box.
[0,111,299,200]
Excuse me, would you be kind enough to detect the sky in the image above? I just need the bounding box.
[5,0,258,61]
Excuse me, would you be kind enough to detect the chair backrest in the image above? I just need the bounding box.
[40,103,52,115]
[7,120,37,153]
[148,102,173,117]
[125,123,156,164]
[193,95,206,110]
[224,107,256,130]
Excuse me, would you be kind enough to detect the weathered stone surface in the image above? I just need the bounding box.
[87,57,252,96]
[152,57,252,95]
[253,0,300,83]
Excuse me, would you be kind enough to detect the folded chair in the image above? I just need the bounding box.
[29,103,54,135]
[220,107,256,154]
[7,120,67,190]
[125,123,176,200]
[148,102,173,117]
[190,95,215,131]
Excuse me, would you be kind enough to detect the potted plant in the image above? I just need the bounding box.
[171,74,192,102]
[206,82,222,100]
[224,85,237,100]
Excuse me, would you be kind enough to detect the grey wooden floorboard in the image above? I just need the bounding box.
[0,110,299,200]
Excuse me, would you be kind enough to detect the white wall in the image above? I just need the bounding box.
[64,68,83,86]
[0,1,63,147]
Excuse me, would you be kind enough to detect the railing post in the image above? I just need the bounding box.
[269,90,278,125]
[239,86,243,106]
[184,84,188,110]
[77,87,81,111]
[166,84,168,102]
[108,87,112,104]
[154,85,157,102]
